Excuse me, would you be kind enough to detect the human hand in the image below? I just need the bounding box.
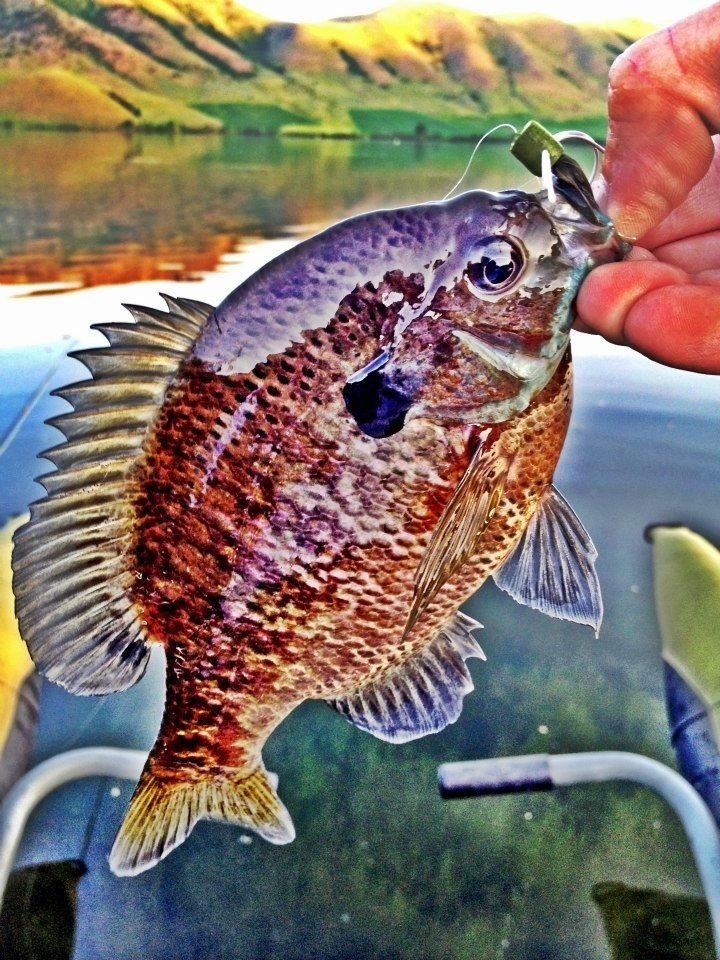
[576,3,720,373]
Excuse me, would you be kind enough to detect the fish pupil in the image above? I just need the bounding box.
[466,237,524,293]
[478,256,514,287]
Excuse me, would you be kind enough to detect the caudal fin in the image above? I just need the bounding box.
[109,763,295,876]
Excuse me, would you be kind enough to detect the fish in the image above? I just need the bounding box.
[12,177,625,876]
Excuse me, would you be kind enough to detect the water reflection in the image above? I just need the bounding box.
[0,131,521,289]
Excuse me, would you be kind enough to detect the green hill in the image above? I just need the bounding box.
[0,0,647,135]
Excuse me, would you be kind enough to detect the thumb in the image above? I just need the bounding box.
[601,101,713,242]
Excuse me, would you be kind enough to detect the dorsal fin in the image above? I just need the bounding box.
[12,296,213,695]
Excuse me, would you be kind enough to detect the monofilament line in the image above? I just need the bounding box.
[442,123,518,201]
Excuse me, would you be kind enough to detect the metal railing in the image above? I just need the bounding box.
[438,750,720,957]
[2,745,718,957]
[0,746,146,908]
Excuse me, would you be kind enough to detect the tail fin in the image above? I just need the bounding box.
[109,764,295,877]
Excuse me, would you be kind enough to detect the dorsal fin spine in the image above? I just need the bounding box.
[47,404,162,441]
[12,297,213,695]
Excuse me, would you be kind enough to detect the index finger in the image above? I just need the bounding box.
[577,260,720,373]
[601,3,720,241]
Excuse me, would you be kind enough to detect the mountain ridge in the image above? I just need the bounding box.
[0,0,644,134]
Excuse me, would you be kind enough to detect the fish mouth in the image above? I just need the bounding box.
[342,367,415,439]
[541,190,629,269]
[539,156,630,267]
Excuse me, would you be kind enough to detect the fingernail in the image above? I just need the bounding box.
[606,200,653,244]
[606,207,640,243]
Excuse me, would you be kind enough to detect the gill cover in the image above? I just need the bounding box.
[342,186,621,439]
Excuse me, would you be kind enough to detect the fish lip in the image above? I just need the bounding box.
[451,328,553,382]
[538,190,629,268]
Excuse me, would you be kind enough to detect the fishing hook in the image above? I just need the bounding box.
[553,129,605,183]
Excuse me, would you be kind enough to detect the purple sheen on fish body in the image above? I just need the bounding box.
[200,188,620,440]
[198,191,576,376]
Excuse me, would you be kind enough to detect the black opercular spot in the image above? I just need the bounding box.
[343,370,414,439]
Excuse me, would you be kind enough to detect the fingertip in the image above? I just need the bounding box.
[575,267,625,344]
[593,174,649,241]
[602,53,716,245]
[605,201,655,245]
[624,246,656,263]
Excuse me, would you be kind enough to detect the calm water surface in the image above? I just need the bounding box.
[0,130,520,288]
[1,131,719,960]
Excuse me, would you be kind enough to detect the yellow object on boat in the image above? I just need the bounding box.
[649,524,720,740]
[0,514,33,754]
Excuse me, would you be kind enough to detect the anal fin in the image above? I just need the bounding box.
[492,484,603,633]
[326,612,485,744]
[109,762,295,877]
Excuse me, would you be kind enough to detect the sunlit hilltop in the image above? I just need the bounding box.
[240,0,694,29]
[0,0,648,134]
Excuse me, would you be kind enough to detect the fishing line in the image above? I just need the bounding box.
[0,340,78,460]
[443,124,603,204]
[53,694,116,753]
[79,779,106,863]
[442,122,518,201]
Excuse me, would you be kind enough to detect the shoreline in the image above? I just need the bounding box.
[0,116,608,142]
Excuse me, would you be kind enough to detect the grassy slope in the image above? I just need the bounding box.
[0,1,646,135]
[0,68,131,128]
[0,68,223,131]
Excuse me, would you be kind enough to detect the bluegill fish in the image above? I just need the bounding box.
[13,183,624,875]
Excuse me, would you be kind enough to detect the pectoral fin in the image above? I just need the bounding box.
[493,485,602,633]
[404,435,516,637]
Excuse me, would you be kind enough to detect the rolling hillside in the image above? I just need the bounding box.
[0,0,645,134]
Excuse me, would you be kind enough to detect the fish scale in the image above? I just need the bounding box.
[13,185,625,875]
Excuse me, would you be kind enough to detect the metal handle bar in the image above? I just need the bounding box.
[0,746,146,907]
[438,750,720,956]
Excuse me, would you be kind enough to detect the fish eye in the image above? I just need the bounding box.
[465,236,526,296]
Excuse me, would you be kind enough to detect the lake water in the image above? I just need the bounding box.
[2,130,720,959]
[0,130,523,289]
